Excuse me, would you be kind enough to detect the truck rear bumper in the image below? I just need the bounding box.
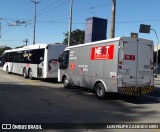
[118,86,155,96]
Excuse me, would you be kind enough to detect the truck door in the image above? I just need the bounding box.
[137,43,153,85]
[122,41,153,86]
[122,42,137,86]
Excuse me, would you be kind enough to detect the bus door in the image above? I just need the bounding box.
[36,49,45,78]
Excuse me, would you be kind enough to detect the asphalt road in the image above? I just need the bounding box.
[0,69,160,131]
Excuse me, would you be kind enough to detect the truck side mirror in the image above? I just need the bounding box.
[59,54,63,63]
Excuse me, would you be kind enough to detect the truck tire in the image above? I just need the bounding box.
[63,76,70,88]
[95,83,106,100]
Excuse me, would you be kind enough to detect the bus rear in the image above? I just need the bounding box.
[45,44,67,78]
[118,37,155,95]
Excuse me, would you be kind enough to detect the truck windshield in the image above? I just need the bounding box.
[59,50,69,69]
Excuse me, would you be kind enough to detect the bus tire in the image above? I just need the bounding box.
[6,66,10,74]
[95,82,106,100]
[28,69,33,80]
[23,68,28,78]
[63,76,70,88]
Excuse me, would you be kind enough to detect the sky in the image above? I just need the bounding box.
[0,0,160,48]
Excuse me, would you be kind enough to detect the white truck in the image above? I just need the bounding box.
[58,37,155,99]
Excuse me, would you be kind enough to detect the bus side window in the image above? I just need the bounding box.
[59,50,69,70]
[16,51,25,63]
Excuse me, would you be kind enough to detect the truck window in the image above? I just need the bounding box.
[59,50,69,69]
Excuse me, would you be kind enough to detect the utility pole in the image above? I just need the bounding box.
[0,21,1,38]
[110,0,116,38]
[68,0,73,46]
[31,0,40,45]
[23,39,29,46]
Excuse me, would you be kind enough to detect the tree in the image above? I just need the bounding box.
[0,46,11,56]
[15,46,24,49]
[63,29,85,46]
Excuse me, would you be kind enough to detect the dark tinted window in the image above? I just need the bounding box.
[59,50,69,69]
[23,49,45,64]
[3,48,45,64]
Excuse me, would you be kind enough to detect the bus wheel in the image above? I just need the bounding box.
[28,69,33,80]
[23,68,28,78]
[63,76,70,88]
[6,66,10,74]
[95,83,106,100]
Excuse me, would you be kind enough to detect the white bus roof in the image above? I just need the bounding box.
[65,37,153,50]
[3,43,66,53]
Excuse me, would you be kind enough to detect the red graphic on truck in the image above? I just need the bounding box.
[70,62,75,70]
[91,45,114,60]
[124,55,135,61]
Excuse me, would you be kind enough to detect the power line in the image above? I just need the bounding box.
[36,0,70,18]
[1,39,24,42]
[0,0,64,37]
[116,19,160,24]
[1,1,160,38]
[1,16,160,26]
[0,0,70,36]
[36,0,60,14]
[35,18,160,24]
[84,2,112,11]
[21,0,63,21]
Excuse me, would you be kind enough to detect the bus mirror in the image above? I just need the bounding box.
[59,54,62,63]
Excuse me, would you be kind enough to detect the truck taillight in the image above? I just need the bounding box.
[118,61,123,79]
[150,60,154,70]
[119,66,122,69]
[119,61,123,69]
[119,61,123,65]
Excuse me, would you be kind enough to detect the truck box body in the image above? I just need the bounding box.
[58,37,155,98]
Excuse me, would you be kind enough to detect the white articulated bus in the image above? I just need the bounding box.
[58,37,155,99]
[2,44,66,79]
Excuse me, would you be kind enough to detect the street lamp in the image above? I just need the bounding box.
[151,29,159,78]
[139,24,159,77]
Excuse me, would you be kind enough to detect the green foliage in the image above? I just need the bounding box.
[0,46,11,56]
[15,46,24,49]
[63,29,85,46]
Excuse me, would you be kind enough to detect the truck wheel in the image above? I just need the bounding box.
[28,69,33,80]
[23,68,28,78]
[63,76,70,88]
[95,83,106,100]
